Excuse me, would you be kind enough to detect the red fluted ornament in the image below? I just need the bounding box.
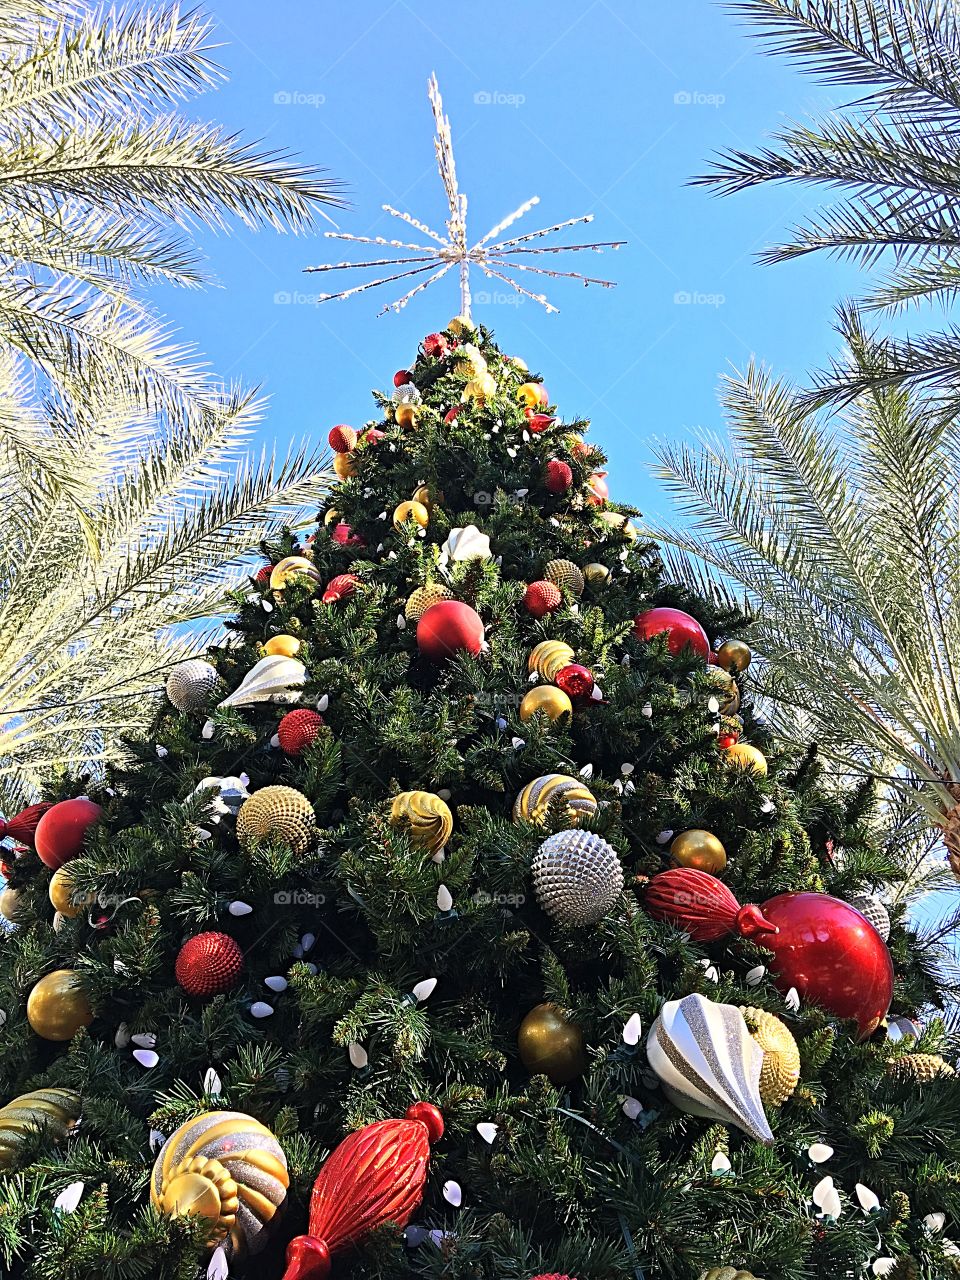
[555,663,594,698]
[278,709,325,756]
[417,601,484,660]
[322,573,360,604]
[633,607,709,660]
[331,523,365,548]
[327,425,357,453]
[282,1103,443,1280]
[644,870,893,1038]
[0,802,53,848]
[545,460,573,494]
[34,798,102,870]
[530,1275,577,1280]
[175,931,243,997]
[523,580,562,618]
[423,332,449,358]
[255,565,273,588]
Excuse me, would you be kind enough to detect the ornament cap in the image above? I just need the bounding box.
[282,1234,330,1280]
[405,1101,444,1143]
[735,903,779,940]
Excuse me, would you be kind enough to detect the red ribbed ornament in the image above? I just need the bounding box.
[327,425,357,454]
[34,798,102,870]
[523,580,562,618]
[278,709,325,756]
[174,931,243,997]
[360,427,385,446]
[586,471,609,506]
[423,332,448,358]
[255,565,273,588]
[281,1103,443,1280]
[644,868,778,943]
[530,1274,577,1280]
[322,573,360,604]
[0,802,53,848]
[545,460,573,494]
[633,607,709,660]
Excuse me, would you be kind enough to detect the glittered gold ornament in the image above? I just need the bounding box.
[464,372,496,403]
[27,969,93,1041]
[0,887,21,923]
[544,558,584,597]
[670,829,727,874]
[598,510,638,542]
[332,452,356,480]
[518,1003,587,1083]
[886,1053,955,1083]
[393,500,430,531]
[739,1007,800,1106]
[528,639,575,681]
[236,786,316,855]
[390,790,453,853]
[519,685,573,723]
[583,562,612,587]
[448,314,475,337]
[48,866,95,918]
[705,666,740,715]
[151,1111,288,1257]
[269,556,322,592]
[404,584,453,622]
[513,774,597,826]
[716,639,752,673]
[0,1087,81,1169]
[723,742,768,775]
[262,634,301,658]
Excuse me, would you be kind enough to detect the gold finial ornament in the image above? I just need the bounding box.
[0,1088,81,1168]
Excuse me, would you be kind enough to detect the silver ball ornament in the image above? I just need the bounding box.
[846,892,891,942]
[531,829,624,928]
[166,660,220,713]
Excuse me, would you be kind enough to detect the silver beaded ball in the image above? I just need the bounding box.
[531,828,624,928]
[166,659,220,713]
[847,892,891,942]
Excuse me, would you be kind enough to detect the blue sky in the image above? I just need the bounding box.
[160,0,866,522]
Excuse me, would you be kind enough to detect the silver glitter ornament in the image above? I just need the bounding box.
[531,828,624,927]
[165,660,220,713]
[846,893,891,942]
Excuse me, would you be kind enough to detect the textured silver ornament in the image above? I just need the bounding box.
[846,893,890,942]
[166,660,221,713]
[531,828,624,927]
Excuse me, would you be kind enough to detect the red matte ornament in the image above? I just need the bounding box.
[555,663,595,699]
[523,580,562,618]
[34,798,102,870]
[281,1103,443,1280]
[327,425,357,454]
[633,607,710,660]
[545,460,573,494]
[417,600,484,660]
[322,573,360,604]
[0,802,53,848]
[393,370,412,387]
[278,709,325,756]
[175,931,243,997]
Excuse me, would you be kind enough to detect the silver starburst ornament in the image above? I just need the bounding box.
[306,75,624,319]
[532,828,624,927]
[165,660,220,713]
[846,893,891,942]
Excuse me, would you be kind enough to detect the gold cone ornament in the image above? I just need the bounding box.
[0,1088,81,1169]
[405,584,452,622]
[513,774,597,826]
[544,558,584,597]
[27,969,93,1041]
[236,787,317,855]
[151,1111,288,1257]
[269,557,322,592]
[520,685,573,723]
[670,829,727,874]
[390,791,453,853]
[517,1003,587,1084]
[528,639,575,681]
[886,1053,955,1083]
[739,1007,800,1106]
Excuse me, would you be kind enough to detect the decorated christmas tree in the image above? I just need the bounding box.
[0,79,959,1280]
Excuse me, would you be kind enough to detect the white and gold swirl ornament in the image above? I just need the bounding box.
[646,993,774,1145]
[151,1110,288,1258]
[203,656,307,738]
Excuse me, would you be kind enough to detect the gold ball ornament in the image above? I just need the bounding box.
[519,685,573,723]
[447,314,475,338]
[517,381,546,408]
[0,887,22,923]
[544,558,585,597]
[269,556,321,592]
[583,562,612,587]
[395,402,417,428]
[262,635,301,658]
[389,790,453,854]
[739,1007,800,1106]
[404,584,453,622]
[411,484,437,511]
[236,786,317,856]
[151,1110,289,1257]
[716,639,752,674]
[393,500,430,532]
[724,742,768,775]
[332,452,357,480]
[48,866,95,918]
[518,1003,587,1084]
[886,1053,956,1084]
[27,970,93,1041]
[598,510,638,542]
[323,508,340,527]
[513,774,598,826]
[528,639,576,681]
[705,666,740,715]
[464,372,496,404]
[670,829,727,875]
[0,1087,82,1169]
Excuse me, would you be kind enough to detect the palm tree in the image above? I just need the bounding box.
[0,1,342,809]
[700,0,960,414]
[647,306,960,873]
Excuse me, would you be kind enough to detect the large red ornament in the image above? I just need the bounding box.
[417,600,484,661]
[644,870,893,1038]
[360,427,385,446]
[633,607,709,660]
[545,460,573,494]
[34,798,102,870]
[281,1103,443,1280]
[327,425,357,453]
[174,931,243,997]
[555,663,595,699]
[278,709,325,756]
[523,580,562,618]
[0,802,53,848]
[322,573,360,604]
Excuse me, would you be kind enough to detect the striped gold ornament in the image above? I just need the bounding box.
[739,1006,800,1106]
[151,1111,288,1257]
[0,1088,81,1169]
[528,639,576,681]
[513,774,598,826]
[269,556,321,592]
[405,584,453,622]
[544,558,585,597]
[390,790,453,853]
[236,786,316,855]
[886,1053,955,1084]
[701,1271,763,1280]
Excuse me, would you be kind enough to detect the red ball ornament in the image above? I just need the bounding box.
[545,460,573,494]
[555,663,594,699]
[633,607,710,660]
[423,332,449,358]
[175,931,243,997]
[34,798,102,871]
[327,425,357,454]
[322,573,360,604]
[281,1103,443,1280]
[586,471,609,506]
[443,406,461,424]
[0,802,53,848]
[331,522,365,548]
[417,600,484,661]
[278,709,325,756]
[718,730,740,749]
[523,580,562,618]
[360,426,385,446]
[393,369,412,388]
[528,413,556,433]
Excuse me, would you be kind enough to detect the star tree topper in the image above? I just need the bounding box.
[306,74,624,319]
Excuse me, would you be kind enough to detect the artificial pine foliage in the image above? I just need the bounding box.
[0,319,958,1279]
